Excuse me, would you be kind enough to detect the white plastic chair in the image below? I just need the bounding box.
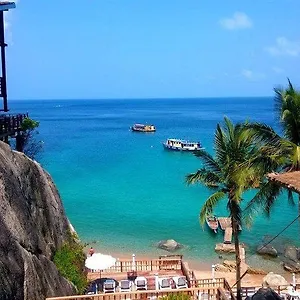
[173,276,188,289]
[158,278,171,290]
[135,276,147,290]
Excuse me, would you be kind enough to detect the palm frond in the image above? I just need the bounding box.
[287,189,295,206]
[199,190,226,223]
[186,168,220,188]
[193,150,221,174]
[243,181,282,220]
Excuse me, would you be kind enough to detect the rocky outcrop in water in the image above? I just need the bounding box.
[157,239,182,252]
[0,142,76,300]
[256,244,278,257]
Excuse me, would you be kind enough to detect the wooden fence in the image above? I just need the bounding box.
[46,286,229,300]
[0,113,28,139]
[100,257,182,274]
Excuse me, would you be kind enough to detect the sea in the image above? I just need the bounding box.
[9,97,300,272]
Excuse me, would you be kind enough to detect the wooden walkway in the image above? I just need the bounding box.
[224,227,232,244]
[0,113,28,139]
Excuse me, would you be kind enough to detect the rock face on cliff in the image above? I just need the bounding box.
[0,142,76,300]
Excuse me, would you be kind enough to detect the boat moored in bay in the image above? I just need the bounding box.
[163,138,203,151]
[131,124,156,132]
[206,215,218,233]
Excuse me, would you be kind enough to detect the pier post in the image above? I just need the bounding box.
[0,10,7,112]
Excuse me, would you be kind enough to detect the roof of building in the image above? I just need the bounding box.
[268,171,300,194]
[0,2,16,11]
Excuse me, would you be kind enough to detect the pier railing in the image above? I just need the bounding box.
[0,113,28,139]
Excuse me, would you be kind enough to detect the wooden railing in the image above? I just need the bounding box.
[46,286,227,300]
[0,113,28,138]
[100,257,182,274]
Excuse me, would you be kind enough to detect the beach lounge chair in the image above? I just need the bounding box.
[103,280,116,293]
[119,279,132,292]
[173,276,188,289]
[135,276,147,290]
[158,278,171,290]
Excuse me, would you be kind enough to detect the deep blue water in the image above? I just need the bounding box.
[8,98,299,268]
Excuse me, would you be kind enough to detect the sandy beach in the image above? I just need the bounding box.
[85,246,298,288]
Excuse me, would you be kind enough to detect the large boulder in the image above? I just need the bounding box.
[257,244,278,257]
[157,239,182,252]
[0,142,76,300]
[282,259,300,273]
[262,272,287,287]
[284,246,300,262]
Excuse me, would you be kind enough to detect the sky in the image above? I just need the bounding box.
[3,0,300,99]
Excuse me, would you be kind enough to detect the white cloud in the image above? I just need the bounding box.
[241,69,265,81]
[220,12,253,30]
[265,37,300,57]
[272,67,284,74]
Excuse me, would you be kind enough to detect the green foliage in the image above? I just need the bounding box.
[20,117,39,131]
[53,236,87,294]
[161,294,191,300]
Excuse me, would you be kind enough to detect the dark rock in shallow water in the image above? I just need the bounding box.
[256,244,278,257]
[157,239,182,252]
[284,246,300,262]
[0,142,76,300]
[282,259,300,273]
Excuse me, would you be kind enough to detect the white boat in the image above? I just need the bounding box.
[206,215,218,233]
[163,139,203,151]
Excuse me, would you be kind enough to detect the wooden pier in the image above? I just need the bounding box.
[0,113,28,139]
[224,227,232,244]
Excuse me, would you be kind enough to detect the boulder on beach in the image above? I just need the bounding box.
[157,239,182,252]
[256,244,278,257]
[262,272,287,287]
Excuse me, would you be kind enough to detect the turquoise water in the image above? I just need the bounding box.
[10,98,299,267]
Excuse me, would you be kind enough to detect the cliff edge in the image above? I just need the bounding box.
[0,142,76,300]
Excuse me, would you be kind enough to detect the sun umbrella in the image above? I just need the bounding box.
[85,253,116,278]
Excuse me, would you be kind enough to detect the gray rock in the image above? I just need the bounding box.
[0,142,76,300]
[282,259,300,273]
[157,239,182,252]
[284,246,300,262]
[257,244,278,257]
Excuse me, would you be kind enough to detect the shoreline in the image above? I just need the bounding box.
[84,243,294,278]
[84,246,298,288]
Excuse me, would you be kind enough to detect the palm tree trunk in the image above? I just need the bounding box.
[232,216,242,300]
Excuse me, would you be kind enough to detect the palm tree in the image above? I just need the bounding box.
[186,117,264,300]
[243,79,300,216]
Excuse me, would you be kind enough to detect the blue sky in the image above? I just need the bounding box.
[4,0,300,99]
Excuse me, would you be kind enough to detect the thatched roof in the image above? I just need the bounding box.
[268,171,300,194]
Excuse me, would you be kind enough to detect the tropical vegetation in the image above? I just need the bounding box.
[243,79,300,216]
[53,232,87,294]
[15,117,43,160]
[186,117,268,300]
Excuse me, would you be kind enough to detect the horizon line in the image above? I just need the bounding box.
[8,95,273,101]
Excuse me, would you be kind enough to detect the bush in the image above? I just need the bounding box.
[53,235,87,294]
[161,294,191,300]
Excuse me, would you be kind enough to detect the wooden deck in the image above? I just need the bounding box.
[224,227,232,244]
[46,286,231,300]
[0,113,28,139]
[46,257,236,300]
